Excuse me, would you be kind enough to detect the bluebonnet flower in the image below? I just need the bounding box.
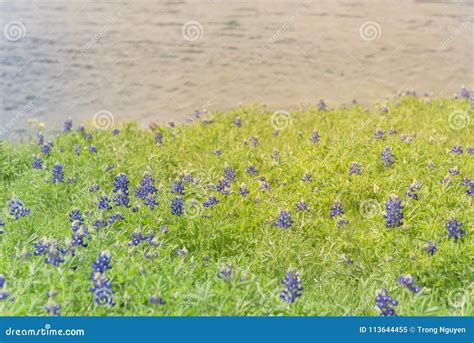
[214,149,222,156]
[77,124,85,132]
[217,265,233,280]
[471,94,474,109]
[98,196,112,210]
[32,156,43,169]
[384,194,404,228]
[45,248,66,267]
[37,133,44,145]
[69,209,84,223]
[446,217,465,240]
[296,200,309,212]
[330,200,344,217]
[171,180,185,195]
[0,275,10,301]
[375,129,384,140]
[150,295,167,305]
[92,251,112,273]
[239,184,249,197]
[301,171,312,182]
[89,184,100,193]
[467,146,474,154]
[155,132,163,145]
[34,238,51,256]
[71,222,89,248]
[388,128,398,135]
[246,165,258,175]
[280,269,303,303]
[381,147,394,167]
[210,179,230,195]
[112,129,120,135]
[45,302,61,316]
[337,218,349,228]
[380,105,388,114]
[135,173,157,199]
[171,197,184,216]
[93,219,107,229]
[224,166,236,183]
[52,163,64,184]
[460,86,470,98]
[250,136,258,148]
[425,241,437,255]
[318,99,326,111]
[90,272,114,306]
[144,196,159,210]
[375,289,398,316]
[84,133,92,140]
[451,145,463,154]
[75,144,81,156]
[397,275,421,293]
[234,117,241,127]
[276,211,293,228]
[63,119,73,133]
[41,143,53,155]
[467,180,474,196]
[448,168,460,176]
[259,177,271,192]
[181,173,194,184]
[405,181,421,200]
[0,218,4,234]
[109,212,124,225]
[113,173,130,207]
[272,149,279,161]
[311,130,320,143]
[89,145,97,153]
[9,196,30,220]
[128,230,154,246]
[349,162,362,175]
[204,195,219,207]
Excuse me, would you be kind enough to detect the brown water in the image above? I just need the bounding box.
[0,0,473,137]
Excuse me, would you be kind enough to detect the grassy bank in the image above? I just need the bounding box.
[0,96,472,316]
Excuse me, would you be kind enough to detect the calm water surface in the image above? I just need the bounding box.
[0,0,473,138]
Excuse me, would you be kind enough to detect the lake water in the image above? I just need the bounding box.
[0,0,473,138]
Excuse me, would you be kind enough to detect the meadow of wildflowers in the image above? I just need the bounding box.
[0,94,472,316]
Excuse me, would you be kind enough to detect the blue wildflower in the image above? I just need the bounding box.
[150,295,167,305]
[224,166,236,183]
[276,211,293,228]
[71,222,89,249]
[330,200,344,217]
[135,173,157,199]
[318,99,326,111]
[0,275,10,301]
[280,269,303,303]
[451,145,463,154]
[52,163,64,184]
[155,132,163,145]
[204,195,219,207]
[98,196,112,210]
[246,166,258,175]
[272,149,279,161]
[384,194,404,228]
[381,147,394,167]
[93,219,107,229]
[32,156,43,169]
[92,251,112,273]
[144,196,159,210]
[250,136,258,147]
[311,130,320,143]
[397,275,421,293]
[467,146,474,154]
[89,184,100,193]
[128,230,154,247]
[45,302,61,316]
[9,196,30,220]
[171,180,185,195]
[349,162,362,175]
[0,218,4,234]
[467,180,473,196]
[337,218,349,228]
[45,248,66,267]
[69,209,84,223]
[84,133,92,140]
[109,212,124,225]
[259,177,271,192]
[90,272,114,306]
[63,119,73,133]
[113,173,130,207]
[170,197,184,216]
[375,129,384,140]
[217,265,233,280]
[460,86,470,98]
[239,184,249,198]
[234,117,241,127]
[75,144,81,156]
[41,143,53,155]
[446,217,465,240]
[425,241,437,255]
[296,200,309,212]
[112,129,120,135]
[301,171,312,182]
[214,149,222,156]
[375,289,398,316]
[37,133,44,145]
[405,181,421,200]
[89,145,97,153]
[0,275,5,288]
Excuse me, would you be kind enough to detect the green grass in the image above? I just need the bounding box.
[0,97,472,316]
